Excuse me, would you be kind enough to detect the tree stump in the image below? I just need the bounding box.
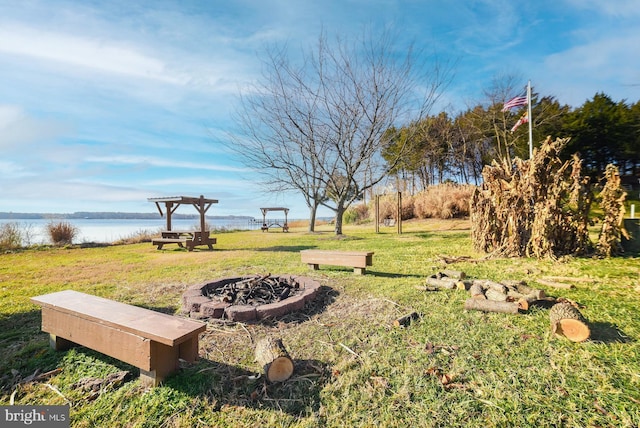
[255,337,295,382]
[549,302,590,342]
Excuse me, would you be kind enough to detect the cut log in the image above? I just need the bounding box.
[484,288,508,302]
[513,283,546,299]
[516,298,529,311]
[524,297,558,310]
[537,279,575,290]
[393,312,420,327]
[425,277,457,290]
[441,269,466,280]
[456,280,471,291]
[473,280,507,294]
[549,303,590,342]
[255,337,294,382]
[463,299,520,314]
[469,283,486,299]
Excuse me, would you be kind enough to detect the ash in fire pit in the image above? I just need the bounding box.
[182,274,321,322]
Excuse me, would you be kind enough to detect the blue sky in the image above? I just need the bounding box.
[1,0,639,218]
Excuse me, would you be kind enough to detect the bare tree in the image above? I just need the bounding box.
[229,29,450,234]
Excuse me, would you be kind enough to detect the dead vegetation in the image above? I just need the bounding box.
[470,136,628,258]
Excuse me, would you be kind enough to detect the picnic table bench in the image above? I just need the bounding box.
[300,250,374,275]
[31,290,206,386]
[152,230,217,251]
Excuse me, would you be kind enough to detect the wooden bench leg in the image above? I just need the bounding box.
[307,263,319,271]
[354,267,366,275]
[178,336,200,362]
[49,333,73,351]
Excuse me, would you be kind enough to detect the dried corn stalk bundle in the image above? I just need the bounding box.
[471,137,595,259]
[596,164,628,257]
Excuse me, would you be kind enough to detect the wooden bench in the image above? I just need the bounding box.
[300,250,374,275]
[152,237,192,250]
[31,290,206,386]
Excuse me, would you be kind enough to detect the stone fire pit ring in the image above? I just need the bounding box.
[182,275,322,322]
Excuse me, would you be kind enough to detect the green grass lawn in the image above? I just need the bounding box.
[1,219,639,427]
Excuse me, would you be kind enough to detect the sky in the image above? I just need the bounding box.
[1,0,639,219]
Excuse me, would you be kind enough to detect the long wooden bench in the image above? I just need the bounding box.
[152,237,192,250]
[31,290,206,386]
[300,250,374,275]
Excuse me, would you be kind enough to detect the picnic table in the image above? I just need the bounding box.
[148,195,218,251]
[260,207,290,232]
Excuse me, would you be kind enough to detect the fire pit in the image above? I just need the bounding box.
[182,275,321,321]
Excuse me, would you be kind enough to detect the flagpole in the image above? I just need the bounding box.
[527,80,533,159]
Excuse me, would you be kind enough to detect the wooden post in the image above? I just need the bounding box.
[397,191,402,235]
[375,194,380,234]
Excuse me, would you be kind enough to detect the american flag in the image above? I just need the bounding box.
[510,112,528,132]
[502,95,528,111]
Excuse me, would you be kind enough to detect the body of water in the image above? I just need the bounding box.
[0,218,263,245]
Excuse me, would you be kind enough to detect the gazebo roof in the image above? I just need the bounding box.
[148,195,218,204]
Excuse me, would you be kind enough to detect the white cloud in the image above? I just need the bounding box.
[542,30,640,104]
[85,155,249,173]
[0,24,189,85]
[0,105,70,149]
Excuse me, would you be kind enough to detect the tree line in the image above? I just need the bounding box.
[383,89,640,193]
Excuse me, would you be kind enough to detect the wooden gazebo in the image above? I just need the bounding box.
[260,207,289,232]
[148,195,218,250]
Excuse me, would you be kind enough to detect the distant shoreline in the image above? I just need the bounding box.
[0,212,255,220]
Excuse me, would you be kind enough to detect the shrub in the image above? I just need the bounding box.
[414,183,474,219]
[46,221,78,246]
[0,222,22,251]
[344,203,370,224]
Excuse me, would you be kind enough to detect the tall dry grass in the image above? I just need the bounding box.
[348,183,475,223]
[413,183,475,219]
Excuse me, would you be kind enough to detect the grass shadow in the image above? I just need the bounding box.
[166,357,331,416]
[365,271,425,279]
[256,245,317,252]
[589,321,634,344]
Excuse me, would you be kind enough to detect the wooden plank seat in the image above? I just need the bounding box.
[152,237,192,250]
[300,249,374,275]
[31,290,206,386]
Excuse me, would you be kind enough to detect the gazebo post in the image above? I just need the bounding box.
[165,202,173,231]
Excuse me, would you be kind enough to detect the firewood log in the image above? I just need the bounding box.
[441,269,466,279]
[513,283,546,299]
[255,337,294,382]
[484,288,508,302]
[549,303,590,342]
[463,299,520,314]
[473,280,507,294]
[393,312,420,327]
[425,277,457,289]
[469,283,486,299]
